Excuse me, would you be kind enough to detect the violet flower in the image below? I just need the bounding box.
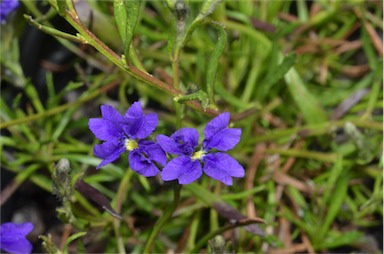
[0,0,19,24]
[157,112,245,185]
[89,102,166,177]
[0,222,33,254]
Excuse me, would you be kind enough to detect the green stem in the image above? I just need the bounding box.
[113,219,126,254]
[143,184,182,253]
[112,170,133,254]
[61,0,218,116]
[171,39,182,128]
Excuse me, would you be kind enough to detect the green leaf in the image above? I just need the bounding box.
[319,230,362,249]
[284,67,327,124]
[206,21,227,109]
[184,183,222,206]
[56,0,66,16]
[361,21,377,70]
[257,53,296,101]
[63,232,87,254]
[317,171,350,243]
[322,155,343,205]
[113,0,141,63]
[174,90,209,110]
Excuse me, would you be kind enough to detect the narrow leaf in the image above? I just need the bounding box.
[257,53,296,101]
[114,0,141,62]
[75,179,122,220]
[318,171,349,241]
[284,67,327,124]
[174,90,209,110]
[56,0,66,16]
[206,21,227,109]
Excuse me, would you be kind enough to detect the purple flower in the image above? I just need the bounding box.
[89,102,166,177]
[0,0,19,24]
[0,222,33,254]
[157,112,245,185]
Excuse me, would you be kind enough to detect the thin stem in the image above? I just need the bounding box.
[171,37,182,129]
[62,2,218,116]
[113,219,126,254]
[143,184,182,253]
[112,170,133,254]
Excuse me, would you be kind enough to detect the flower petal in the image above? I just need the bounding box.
[124,101,143,118]
[203,153,245,185]
[100,105,124,122]
[157,128,199,156]
[89,105,124,141]
[139,140,167,166]
[161,156,202,184]
[0,222,33,254]
[88,118,123,141]
[203,128,241,151]
[0,237,33,254]
[129,148,160,177]
[156,134,183,154]
[204,112,230,141]
[94,140,125,169]
[134,113,158,139]
[122,102,158,139]
[0,222,33,236]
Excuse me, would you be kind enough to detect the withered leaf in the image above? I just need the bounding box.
[212,202,266,236]
[75,179,122,220]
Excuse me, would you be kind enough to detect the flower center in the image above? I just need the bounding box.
[125,139,138,151]
[191,150,205,160]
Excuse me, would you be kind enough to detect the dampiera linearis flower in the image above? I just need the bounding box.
[89,102,166,177]
[0,222,33,254]
[0,0,19,24]
[157,112,245,185]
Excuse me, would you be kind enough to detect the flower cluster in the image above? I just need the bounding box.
[89,102,244,185]
[0,222,34,254]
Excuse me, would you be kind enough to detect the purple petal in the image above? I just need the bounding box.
[203,153,245,185]
[89,118,124,141]
[156,134,182,154]
[133,113,158,139]
[94,140,126,169]
[157,128,199,156]
[124,101,143,118]
[101,104,124,123]
[139,140,167,166]
[128,148,160,177]
[121,102,158,139]
[88,105,124,141]
[203,128,241,151]
[161,156,202,184]
[0,222,33,254]
[0,0,19,23]
[204,112,230,141]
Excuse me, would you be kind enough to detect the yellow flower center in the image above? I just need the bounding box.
[191,150,205,160]
[125,139,138,151]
